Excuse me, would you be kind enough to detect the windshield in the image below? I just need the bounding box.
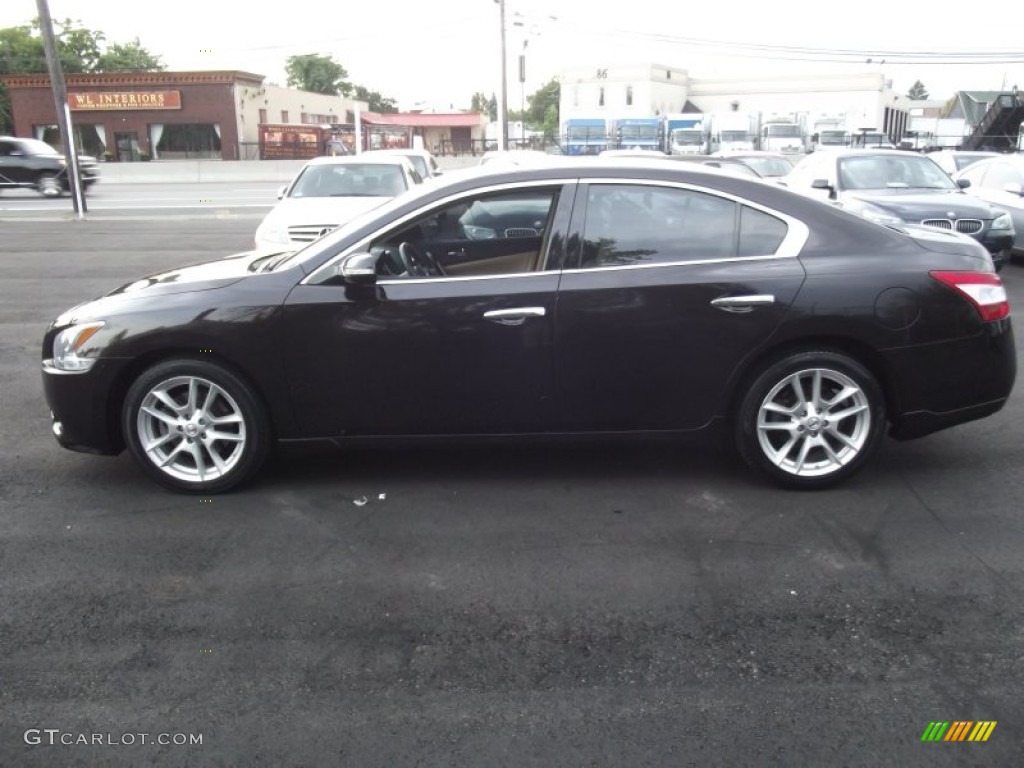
[820,131,847,145]
[839,154,958,190]
[288,163,407,198]
[766,125,801,138]
[739,156,795,177]
[672,129,704,145]
[721,130,750,142]
[620,126,659,141]
[567,126,605,141]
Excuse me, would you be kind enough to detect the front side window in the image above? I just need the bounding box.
[369,188,560,278]
[578,184,738,268]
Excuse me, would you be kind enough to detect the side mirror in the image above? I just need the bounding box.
[340,252,377,285]
[277,184,287,200]
[811,178,836,199]
[1003,181,1023,196]
[956,178,972,189]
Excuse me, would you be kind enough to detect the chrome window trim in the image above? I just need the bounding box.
[301,175,809,286]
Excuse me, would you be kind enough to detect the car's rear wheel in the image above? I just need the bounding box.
[37,173,63,198]
[735,350,886,489]
[122,359,270,493]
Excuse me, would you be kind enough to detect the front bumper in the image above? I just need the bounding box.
[42,358,125,455]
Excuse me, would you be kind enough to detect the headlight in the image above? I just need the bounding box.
[255,219,290,246]
[50,321,104,372]
[990,213,1013,231]
[852,202,904,227]
[462,224,496,240]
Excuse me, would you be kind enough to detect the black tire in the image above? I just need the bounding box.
[734,350,886,489]
[37,173,63,198]
[122,359,271,493]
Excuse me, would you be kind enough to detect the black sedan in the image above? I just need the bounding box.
[782,149,1015,269]
[42,159,1016,493]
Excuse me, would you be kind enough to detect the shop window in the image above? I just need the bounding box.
[154,124,222,160]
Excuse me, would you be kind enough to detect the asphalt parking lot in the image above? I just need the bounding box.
[2,209,1023,766]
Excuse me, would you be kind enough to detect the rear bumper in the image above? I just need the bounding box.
[884,319,1016,439]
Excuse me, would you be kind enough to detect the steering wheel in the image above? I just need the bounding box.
[398,241,444,278]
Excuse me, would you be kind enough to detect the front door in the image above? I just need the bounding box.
[281,183,573,437]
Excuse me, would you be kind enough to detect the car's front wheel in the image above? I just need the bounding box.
[735,350,886,489]
[37,173,63,197]
[122,359,271,493]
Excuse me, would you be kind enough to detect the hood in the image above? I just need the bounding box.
[52,250,291,327]
[264,195,390,229]
[842,189,1001,221]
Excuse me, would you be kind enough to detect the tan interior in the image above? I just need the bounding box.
[442,249,537,277]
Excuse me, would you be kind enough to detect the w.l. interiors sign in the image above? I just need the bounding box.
[68,91,182,110]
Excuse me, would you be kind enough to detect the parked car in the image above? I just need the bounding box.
[927,150,1001,176]
[253,155,422,250]
[783,149,1015,270]
[712,151,796,178]
[42,159,1015,494]
[478,149,552,166]
[0,136,100,197]
[953,155,1024,259]
[365,147,442,179]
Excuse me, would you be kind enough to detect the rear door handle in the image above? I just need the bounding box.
[483,307,546,326]
[710,295,776,313]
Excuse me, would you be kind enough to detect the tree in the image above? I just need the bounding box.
[469,91,489,114]
[52,18,104,73]
[487,93,497,122]
[0,24,47,73]
[285,54,351,96]
[96,38,164,72]
[524,77,560,135]
[0,83,11,134]
[352,84,397,113]
[907,80,929,100]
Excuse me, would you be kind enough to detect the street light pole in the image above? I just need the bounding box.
[496,0,509,151]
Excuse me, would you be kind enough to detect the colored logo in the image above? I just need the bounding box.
[921,721,997,742]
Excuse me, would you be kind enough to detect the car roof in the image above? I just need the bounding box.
[303,154,414,168]
[952,153,1024,171]
[366,148,434,158]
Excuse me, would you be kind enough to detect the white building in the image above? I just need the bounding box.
[559,65,913,142]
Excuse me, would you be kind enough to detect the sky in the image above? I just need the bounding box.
[3,0,1023,110]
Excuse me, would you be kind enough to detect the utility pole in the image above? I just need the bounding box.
[496,0,509,151]
[36,0,86,216]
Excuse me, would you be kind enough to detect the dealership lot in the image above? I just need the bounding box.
[2,209,1023,765]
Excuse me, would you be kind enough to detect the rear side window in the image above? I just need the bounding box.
[738,206,788,256]
[579,184,737,267]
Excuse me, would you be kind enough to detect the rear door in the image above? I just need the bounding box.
[553,179,808,432]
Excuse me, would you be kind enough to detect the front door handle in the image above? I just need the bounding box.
[483,307,546,326]
[710,295,776,313]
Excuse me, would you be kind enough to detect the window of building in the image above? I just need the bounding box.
[259,108,268,124]
[626,85,633,106]
[281,110,289,123]
[153,123,222,160]
[599,87,605,107]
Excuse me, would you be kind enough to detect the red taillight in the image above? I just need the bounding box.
[930,271,1010,322]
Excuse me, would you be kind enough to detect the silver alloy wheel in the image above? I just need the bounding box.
[38,174,62,197]
[755,367,871,478]
[136,375,247,484]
